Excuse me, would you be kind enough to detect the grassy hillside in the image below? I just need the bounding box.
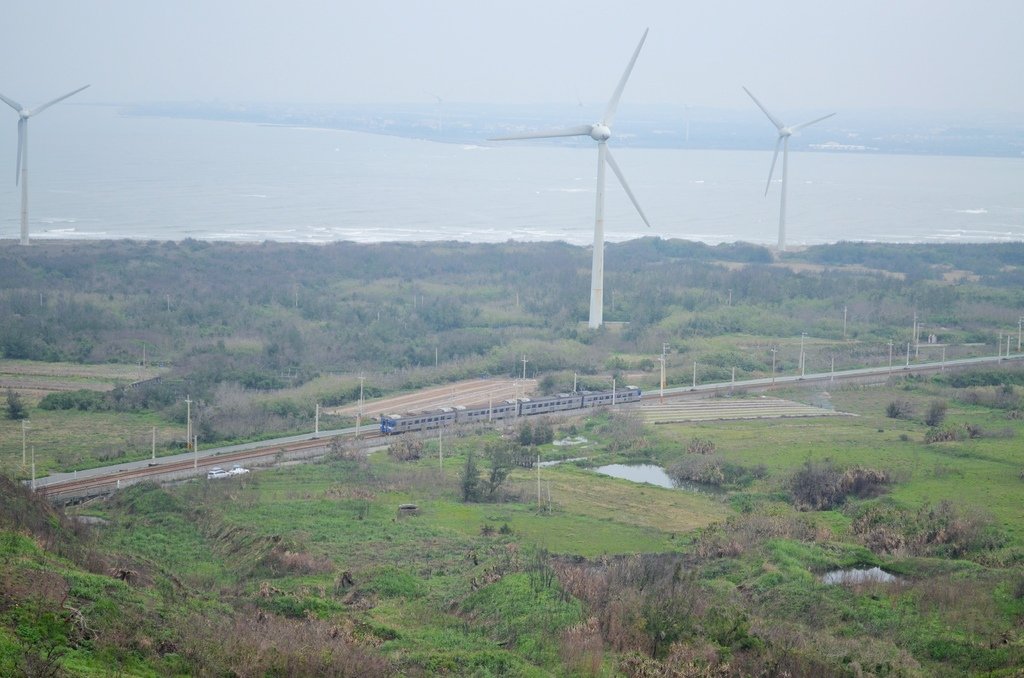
[5,368,1023,675]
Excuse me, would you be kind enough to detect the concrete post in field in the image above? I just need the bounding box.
[21,419,30,466]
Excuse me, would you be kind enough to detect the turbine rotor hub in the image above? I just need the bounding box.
[590,124,611,141]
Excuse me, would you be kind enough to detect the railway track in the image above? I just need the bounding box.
[35,352,1023,502]
[38,431,384,501]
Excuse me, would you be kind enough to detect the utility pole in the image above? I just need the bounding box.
[905,342,910,367]
[315,403,320,434]
[612,378,617,405]
[770,347,777,387]
[830,355,835,383]
[731,366,736,393]
[888,340,894,373]
[184,396,192,451]
[727,289,732,306]
[358,375,365,435]
[659,355,666,403]
[915,323,922,359]
[573,372,578,393]
[21,419,30,466]
[942,345,946,369]
[151,427,156,461]
[661,343,669,401]
[692,361,697,389]
[800,332,807,378]
[521,355,528,380]
[537,455,541,509]
[912,312,917,354]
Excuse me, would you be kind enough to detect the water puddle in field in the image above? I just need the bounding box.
[821,567,899,585]
[537,456,587,468]
[594,464,722,495]
[553,436,589,447]
[73,515,110,526]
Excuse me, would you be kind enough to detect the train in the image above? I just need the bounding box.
[379,386,642,435]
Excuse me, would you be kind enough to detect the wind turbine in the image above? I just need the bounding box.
[743,86,833,252]
[1,85,90,246]
[491,29,651,329]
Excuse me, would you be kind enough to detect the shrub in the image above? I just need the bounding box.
[686,438,716,455]
[924,425,964,443]
[38,389,111,411]
[885,400,914,419]
[667,456,766,489]
[5,387,27,420]
[387,437,423,461]
[461,450,481,502]
[924,400,948,427]
[789,461,889,510]
[851,500,1002,558]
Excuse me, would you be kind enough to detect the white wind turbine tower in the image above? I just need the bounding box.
[491,29,651,329]
[1,85,90,246]
[743,86,833,252]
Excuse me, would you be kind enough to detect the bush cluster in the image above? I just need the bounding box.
[789,460,889,510]
[851,499,1002,558]
[667,456,766,489]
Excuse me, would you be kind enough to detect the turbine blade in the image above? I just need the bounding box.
[489,124,593,141]
[16,118,25,185]
[765,136,782,196]
[742,86,784,130]
[0,92,23,112]
[602,28,649,126]
[790,112,836,132]
[29,84,90,116]
[604,146,651,228]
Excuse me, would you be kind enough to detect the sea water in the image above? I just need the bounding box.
[2,105,1021,246]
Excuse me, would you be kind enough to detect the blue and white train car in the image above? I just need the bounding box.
[379,386,641,435]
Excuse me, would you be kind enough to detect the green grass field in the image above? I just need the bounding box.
[4,372,1024,675]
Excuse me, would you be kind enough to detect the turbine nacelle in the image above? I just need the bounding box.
[589,124,611,141]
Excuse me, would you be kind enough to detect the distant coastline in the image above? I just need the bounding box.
[123,101,1024,158]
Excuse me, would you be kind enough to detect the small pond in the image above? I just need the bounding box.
[594,464,723,495]
[821,567,899,586]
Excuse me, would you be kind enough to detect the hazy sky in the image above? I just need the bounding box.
[5,0,1023,113]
